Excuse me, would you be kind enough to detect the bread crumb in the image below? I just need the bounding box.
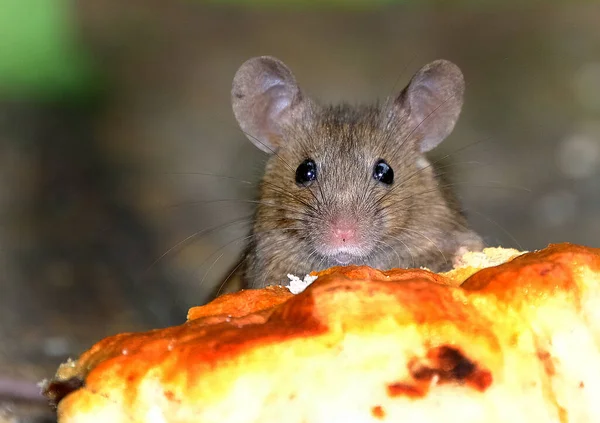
[286,274,318,294]
[454,247,525,269]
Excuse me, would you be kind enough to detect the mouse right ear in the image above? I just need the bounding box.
[231,56,310,154]
[393,60,465,153]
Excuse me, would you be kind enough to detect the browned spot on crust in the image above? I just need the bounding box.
[371,405,386,419]
[409,346,493,392]
[536,349,556,376]
[386,346,493,400]
[468,368,493,391]
[387,382,426,398]
[164,390,180,403]
[579,381,585,388]
[43,377,84,410]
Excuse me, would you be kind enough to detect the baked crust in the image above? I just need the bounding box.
[44,243,600,423]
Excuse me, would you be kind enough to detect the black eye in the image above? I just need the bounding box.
[373,159,394,185]
[295,159,317,186]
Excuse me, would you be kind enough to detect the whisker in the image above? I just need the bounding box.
[374,239,404,268]
[315,252,328,273]
[438,181,532,193]
[159,171,256,186]
[200,232,256,288]
[381,53,420,115]
[145,216,253,274]
[465,207,524,250]
[304,247,322,268]
[215,258,246,297]
[162,198,321,221]
[380,235,414,268]
[203,225,309,290]
[397,227,447,266]
[239,128,295,174]
[197,223,313,288]
[376,181,532,217]
[241,126,325,207]
[376,136,494,205]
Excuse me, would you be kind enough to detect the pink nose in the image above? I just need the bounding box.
[331,221,356,244]
[334,227,355,242]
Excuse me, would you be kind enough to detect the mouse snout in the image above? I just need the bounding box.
[329,219,358,247]
[320,216,371,265]
[314,213,375,265]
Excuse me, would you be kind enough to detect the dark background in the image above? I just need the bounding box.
[1,0,599,421]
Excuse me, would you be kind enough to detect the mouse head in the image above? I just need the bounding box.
[231,56,474,284]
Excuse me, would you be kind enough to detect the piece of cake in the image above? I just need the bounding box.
[43,243,600,423]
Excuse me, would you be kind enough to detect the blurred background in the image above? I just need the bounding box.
[1,0,599,421]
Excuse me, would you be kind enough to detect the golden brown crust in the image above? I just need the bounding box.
[45,243,600,423]
[186,285,293,321]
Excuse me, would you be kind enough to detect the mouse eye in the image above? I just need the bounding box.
[373,159,394,185]
[295,159,317,186]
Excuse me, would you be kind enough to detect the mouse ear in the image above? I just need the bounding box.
[231,56,310,154]
[394,60,465,153]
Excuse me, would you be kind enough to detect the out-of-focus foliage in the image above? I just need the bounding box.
[0,0,96,99]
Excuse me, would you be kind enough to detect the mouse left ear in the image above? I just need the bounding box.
[393,60,465,153]
[231,56,312,154]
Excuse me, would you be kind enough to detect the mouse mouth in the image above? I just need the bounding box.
[332,252,354,265]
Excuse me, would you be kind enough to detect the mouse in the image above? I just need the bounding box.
[231,56,483,289]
